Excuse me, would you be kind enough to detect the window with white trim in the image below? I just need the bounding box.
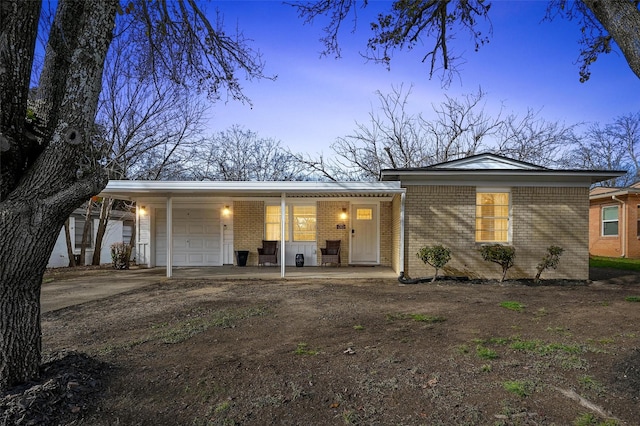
[475,191,510,243]
[265,205,316,242]
[602,205,619,236]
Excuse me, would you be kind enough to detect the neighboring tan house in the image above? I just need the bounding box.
[98,154,622,280]
[47,208,135,268]
[589,183,640,259]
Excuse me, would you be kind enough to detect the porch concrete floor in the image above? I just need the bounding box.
[145,265,398,280]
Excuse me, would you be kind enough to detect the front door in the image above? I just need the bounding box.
[350,204,378,264]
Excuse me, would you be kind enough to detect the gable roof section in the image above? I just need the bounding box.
[380,153,626,187]
[426,153,546,170]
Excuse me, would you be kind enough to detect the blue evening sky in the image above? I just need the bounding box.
[208,1,640,155]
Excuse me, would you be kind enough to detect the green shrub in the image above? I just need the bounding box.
[535,245,564,283]
[479,244,515,282]
[110,242,132,270]
[417,244,451,282]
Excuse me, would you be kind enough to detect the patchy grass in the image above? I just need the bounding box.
[386,313,446,323]
[573,412,619,426]
[502,380,533,398]
[476,345,498,360]
[590,256,640,271]
[294,342,319,355]
[154,306,269,344]
[499,301,525,312]
[625,296,640,302]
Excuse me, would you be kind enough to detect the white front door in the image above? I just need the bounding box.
[350,204,379,264]
[156,208,221,266]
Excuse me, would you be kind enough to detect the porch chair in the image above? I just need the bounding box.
[320,240,341,266]
[258,240,279,266]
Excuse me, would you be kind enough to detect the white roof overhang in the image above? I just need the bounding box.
[99,180,406,201]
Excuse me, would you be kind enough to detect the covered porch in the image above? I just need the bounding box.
[99,181,407,279]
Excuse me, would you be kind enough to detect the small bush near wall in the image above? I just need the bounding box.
[480,244,515,283]
[111,242,132,270]
[535,246,564,283]
[416,245,451,282]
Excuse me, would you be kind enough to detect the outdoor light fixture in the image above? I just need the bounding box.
[340,208,348,220]
[223,205,231,216]
[139,205,146,216]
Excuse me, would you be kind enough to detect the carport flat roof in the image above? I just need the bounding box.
[100,180,405,200]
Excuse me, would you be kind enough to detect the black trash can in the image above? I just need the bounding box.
[295,253,304,267]
[235,250,249,267]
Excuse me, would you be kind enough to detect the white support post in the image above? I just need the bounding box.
[400,192,406,277]
[166,196,173,278]
[280,193,286,278]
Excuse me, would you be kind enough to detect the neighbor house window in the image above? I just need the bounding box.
[265,205,316,242]
[74,218,94,249]
[602,205,619,236]
[475,191,510,243]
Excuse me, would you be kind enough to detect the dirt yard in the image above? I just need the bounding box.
[3,269,640,425]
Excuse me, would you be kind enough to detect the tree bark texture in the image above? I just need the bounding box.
[0,0,117,390]
[582,0,640,79]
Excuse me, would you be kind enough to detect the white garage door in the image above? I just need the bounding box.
[156,208,221,266]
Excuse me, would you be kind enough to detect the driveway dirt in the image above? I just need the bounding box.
[3,268,640,425]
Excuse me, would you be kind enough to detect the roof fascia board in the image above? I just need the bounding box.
[103,180,402,193]
[381,170,625,185]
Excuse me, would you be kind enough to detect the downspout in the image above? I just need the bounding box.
[166,196,173,278]
[612,196,626,257]
[281,193,286,278]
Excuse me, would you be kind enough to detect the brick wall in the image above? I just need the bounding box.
[511,187,589,280]
[402,185,590,280]
[404,185,476,279]
[379,201,393,267]
[317,201,351,265]
[233,200,264,266]
[391,194,402,274]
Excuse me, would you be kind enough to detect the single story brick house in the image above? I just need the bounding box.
[99,154,622,280]
[589,183,640,258]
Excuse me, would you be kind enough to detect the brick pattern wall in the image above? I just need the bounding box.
[511,187,589,280]
[317,201,350,265]
[404,185,476,279]
[379,201,393,266]
[391,194,402,273]
[233,200,264,266]
[403,185,590,280]
[589,194,640,259]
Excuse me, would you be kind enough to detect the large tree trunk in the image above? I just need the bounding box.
[0,0,117,390]
[582,0,640,79]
